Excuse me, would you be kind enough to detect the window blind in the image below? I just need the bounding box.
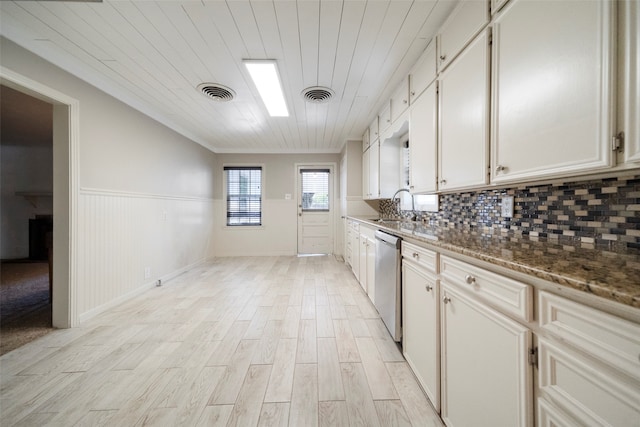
[300,169,330,211]
[225,166,262,226]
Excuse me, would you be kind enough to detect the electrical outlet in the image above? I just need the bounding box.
[144,267,151,279]
[501,196,514,218]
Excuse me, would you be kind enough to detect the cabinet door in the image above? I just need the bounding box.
[362,128,370,153]
[409,81,437,194]
[366,237,376,304]
[402,262,440,411]
[441,282,533,427]
[369,117,379,145]
[350,227,360,281]
[437,0,489,72]
[362,148,370,199]
[359,233,368,293]
[379,101,392,135]
[409,40,437,104]
[391,77,409,123]
[491,0,615,184]
[620,0,640,164]
[439,30,490,191]
[369,141,380,199]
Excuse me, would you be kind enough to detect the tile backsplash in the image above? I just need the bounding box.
[387,174,640,250]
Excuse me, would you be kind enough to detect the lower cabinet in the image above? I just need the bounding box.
[440,281,533,427]
[401,242,440,411]
[347,220,359,282]
[358,223,376,304]
[537,291,640,426]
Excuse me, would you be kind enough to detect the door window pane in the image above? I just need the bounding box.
[301,169,330,211]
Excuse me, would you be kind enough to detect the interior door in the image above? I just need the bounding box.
[297,166,333,254]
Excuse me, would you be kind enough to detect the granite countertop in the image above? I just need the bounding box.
[350,216,640,310]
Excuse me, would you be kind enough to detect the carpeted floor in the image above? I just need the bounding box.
[0,261,53,356]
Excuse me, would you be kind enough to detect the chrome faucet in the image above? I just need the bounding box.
[391,188,416,221]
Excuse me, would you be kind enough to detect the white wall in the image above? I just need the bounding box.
[212,153,340,257]
[1,37,216,322]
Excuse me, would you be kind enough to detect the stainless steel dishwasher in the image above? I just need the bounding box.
[374,230,402,342]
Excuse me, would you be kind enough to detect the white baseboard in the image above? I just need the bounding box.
[77,257,210,324]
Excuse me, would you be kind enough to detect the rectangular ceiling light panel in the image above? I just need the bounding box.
[244,60,289,117]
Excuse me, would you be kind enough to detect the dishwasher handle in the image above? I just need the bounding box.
[375,230,401,249]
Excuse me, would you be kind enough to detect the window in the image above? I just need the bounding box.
[225,166,262,226]
[300,169,330,211]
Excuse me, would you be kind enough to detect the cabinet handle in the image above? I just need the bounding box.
[439,179,447,185]
[403,99,408,104]
[425,284,433,292]
[443,296,451,304]
[439,54,446,62]
[496,165,505,174]
[410,185,414,189]
[465,274,476,285]
[387,119,391,123]
[411,91,415,96]
[412,252,420,259]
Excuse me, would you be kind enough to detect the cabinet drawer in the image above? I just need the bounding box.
[440,255,532,322]
[538,337,640,426]
[539,291,640,381]
[401,241,437,274]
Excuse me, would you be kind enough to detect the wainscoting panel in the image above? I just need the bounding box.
[77,189,214,320]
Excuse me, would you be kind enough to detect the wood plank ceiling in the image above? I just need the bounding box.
[0,0,456,153]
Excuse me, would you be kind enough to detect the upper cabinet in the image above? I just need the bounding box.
[437,0,489,73]
[379,101,392,136]
[409,40,437,105]
[619,0,640,164]
[362,128,370,153]
[390,77,410,124]
[369,116,379,146]
[409,81,437,194]
[490,0,615,184]
[438,30,490,192]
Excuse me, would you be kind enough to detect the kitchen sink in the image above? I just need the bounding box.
[369,218,404,223]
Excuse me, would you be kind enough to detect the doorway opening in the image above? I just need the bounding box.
[1,67,79,341]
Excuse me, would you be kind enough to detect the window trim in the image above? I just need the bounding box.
[223,164,264,227]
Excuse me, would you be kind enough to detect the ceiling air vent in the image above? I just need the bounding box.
[301,86,334,104]
[197,83,235,102]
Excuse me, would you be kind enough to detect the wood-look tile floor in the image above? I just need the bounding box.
[0,256,443,427]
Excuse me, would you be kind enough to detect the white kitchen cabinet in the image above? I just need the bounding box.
[437,0,489,72]
[490,0,615,184]
[440,281,533,427]
[358,224,376,303]
[379,130,402,199]
[348,220,360,282]
[409,39,437,105]
[401,241,440,411]
[379,101,391,136]
[438,30,490,191]
[620,0,640,164]
[362,128,370,153]
[537,291,640,426]
[369,116,379,146]
[390,77,409,124]
[362,141,379,200]
[409,81,437,194]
